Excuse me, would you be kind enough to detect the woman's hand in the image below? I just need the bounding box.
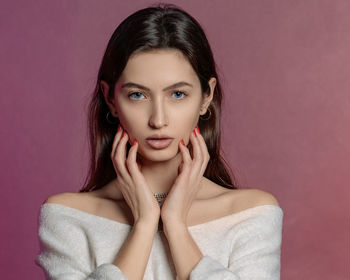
[111,125,161,227]
[160,126,210,227]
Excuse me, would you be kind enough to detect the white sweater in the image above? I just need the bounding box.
[35,203,283,279]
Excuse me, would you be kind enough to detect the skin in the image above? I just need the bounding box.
[100,48,216,279]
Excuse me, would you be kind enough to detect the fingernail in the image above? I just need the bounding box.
[196,126,200,135]
[132,139,137,146]
[117,124,121,133]
[193,129,197,137]
[181,139,185,146]
[122,131,126,137]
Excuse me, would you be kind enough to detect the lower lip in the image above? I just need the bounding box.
[146,138,173,149]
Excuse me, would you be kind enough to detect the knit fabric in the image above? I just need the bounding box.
[35,203,283,279]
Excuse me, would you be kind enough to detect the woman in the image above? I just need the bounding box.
[35,4,283,280]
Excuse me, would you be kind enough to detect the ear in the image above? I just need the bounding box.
[100,80,118,117]
[200,77,216,115]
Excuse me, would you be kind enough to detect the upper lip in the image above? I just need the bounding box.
[146,134,173,140]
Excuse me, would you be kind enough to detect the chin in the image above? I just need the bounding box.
[138,145,179,162]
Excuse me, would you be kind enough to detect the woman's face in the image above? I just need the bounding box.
[102,49,215,162]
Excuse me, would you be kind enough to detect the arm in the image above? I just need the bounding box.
[163,222,203,280]
[35,203,158,280]
[112,220,158,280]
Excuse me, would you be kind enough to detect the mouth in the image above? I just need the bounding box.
[146,135,173,149]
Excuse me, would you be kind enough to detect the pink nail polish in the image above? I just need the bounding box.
[193,129,197,137]
[117,125,121,133]
[196,126,200,135]
[122,131,126,137]
[132,139,137,146]
[181,139,185,146]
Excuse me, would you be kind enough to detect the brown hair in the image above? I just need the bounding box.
[79,4,240,192]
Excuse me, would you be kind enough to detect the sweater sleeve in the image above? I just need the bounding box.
[189,206,283,280]
[35,204,129,280]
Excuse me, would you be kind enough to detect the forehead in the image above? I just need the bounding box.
[119,49,200,87]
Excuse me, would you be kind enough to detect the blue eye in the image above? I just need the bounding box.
[128,92,145,100]
[172,91,186,99]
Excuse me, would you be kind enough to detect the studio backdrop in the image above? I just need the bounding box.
[1,0,349,279]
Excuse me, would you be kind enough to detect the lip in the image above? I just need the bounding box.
[146,139,173,149]
[146,134,173,150]
[146,134,173,140]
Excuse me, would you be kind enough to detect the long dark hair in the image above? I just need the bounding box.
[79,3,240,192]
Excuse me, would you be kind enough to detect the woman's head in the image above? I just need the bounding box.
[80,3,239,191]
[101,48,216,162]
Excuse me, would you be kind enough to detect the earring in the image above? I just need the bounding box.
[106,111,118,124]
[199,107,212,121]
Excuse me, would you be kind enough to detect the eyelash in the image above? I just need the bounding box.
[127,91,187,100]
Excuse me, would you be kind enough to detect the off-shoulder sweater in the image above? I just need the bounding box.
[35,203,283,279]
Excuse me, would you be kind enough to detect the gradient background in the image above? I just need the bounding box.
[1,0,349,279]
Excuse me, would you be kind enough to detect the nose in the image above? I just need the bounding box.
[148,98,168,129]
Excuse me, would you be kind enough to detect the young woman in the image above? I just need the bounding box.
[35,4,283,280]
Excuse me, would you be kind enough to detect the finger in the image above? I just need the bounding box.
[114,131,133,182]
[111,125,124,159]
[176,141,201,193]
[178,140,192,174]
[136,158,142,172]
[178,161,184,174]
[172,142,190,188]
[126,140,145,182]
[135,152,143,171]
[195,127,210,174]
[189,128,203,170]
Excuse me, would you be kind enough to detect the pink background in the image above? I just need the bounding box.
[1,0,349,279]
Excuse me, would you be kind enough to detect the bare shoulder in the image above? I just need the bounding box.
[244,188,279,205]
[228,188,280,213]
[44,192,77,205]
[43,190,134,225]
[43,191,99,212]
[201,177,279,208]
[190,180,280,225]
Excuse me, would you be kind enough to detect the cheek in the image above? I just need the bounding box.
[119,110,144,135]
[115,96,145,131]
[172,109,199,135]
[114,106,143,142]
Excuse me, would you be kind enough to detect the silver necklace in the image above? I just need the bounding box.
[153,192,168,207]
[153,192,168,232]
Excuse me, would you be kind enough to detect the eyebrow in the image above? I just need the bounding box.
[121,81,193,91]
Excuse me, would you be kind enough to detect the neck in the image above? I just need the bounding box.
[103,150,183,200]
[139,151,183,194]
